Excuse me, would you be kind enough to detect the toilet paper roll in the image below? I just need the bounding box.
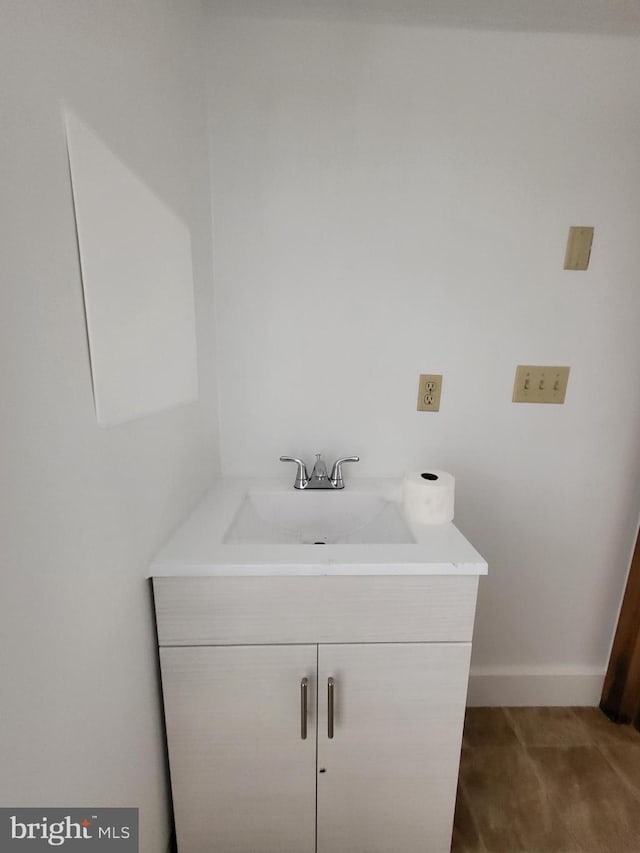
[402,470,455,525]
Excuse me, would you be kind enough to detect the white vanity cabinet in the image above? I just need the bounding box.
[153,574,480,853]
[316,642,471,853]
[159,644,317,853]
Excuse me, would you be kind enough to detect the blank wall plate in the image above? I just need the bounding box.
[564,226,594,270]
[513,365,570,404]
[417,374,442,412]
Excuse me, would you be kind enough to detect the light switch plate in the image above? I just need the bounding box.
[564,226,594,270]
[417,374,442,412]
[513,365,570,404]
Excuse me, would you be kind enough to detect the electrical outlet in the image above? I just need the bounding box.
[513,365,570,404]
[417,374,442,412]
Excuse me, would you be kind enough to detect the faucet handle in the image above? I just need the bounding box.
[330,456,360,489]
[280,456,309,490]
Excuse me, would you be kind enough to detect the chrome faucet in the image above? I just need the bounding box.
[280,454,360,490]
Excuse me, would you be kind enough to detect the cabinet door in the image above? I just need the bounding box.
[160,645,317,853]
[317,643,471,853]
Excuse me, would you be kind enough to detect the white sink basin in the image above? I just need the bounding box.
[223,490,416,545]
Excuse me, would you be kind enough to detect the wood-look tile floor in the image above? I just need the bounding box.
[452,707,640,853]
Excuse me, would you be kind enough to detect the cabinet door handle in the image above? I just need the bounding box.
[300,677,308,740]
[327,677,335,739]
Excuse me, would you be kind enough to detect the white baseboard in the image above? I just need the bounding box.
[467,666,606,707]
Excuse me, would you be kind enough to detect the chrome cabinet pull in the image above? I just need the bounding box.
[327,677,335,739]
[300,677,308,740]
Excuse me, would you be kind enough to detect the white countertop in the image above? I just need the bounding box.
[150,478,488,577]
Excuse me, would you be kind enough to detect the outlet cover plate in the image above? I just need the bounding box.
[417,374,442,412]
[513,365,570,404]
[564,226,594,270]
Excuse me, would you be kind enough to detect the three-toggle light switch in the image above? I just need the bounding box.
[512,365,570,404]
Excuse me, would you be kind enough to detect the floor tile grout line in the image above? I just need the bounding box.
[517,742,586,853]
[456,772,489,853]
[457,707,640,853]
[566,706,598,747]
[503,706,527,748]
[507,706,594,749]
[594,740,640,807]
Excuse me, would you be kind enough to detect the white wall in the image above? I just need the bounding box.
[206,8,640,703]
[0,1,218,848]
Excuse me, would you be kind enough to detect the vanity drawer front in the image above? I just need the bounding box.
[153,575,478,646]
